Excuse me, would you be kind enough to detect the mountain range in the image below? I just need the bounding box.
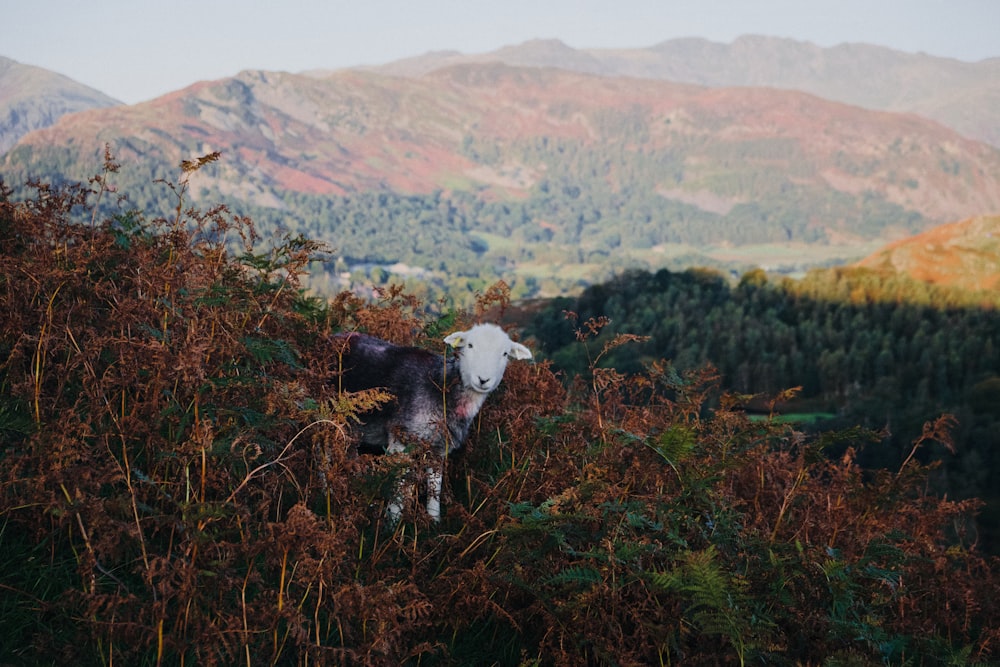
[3,37,1000,296]
[0,56,120,155]
[365,36,1000,149]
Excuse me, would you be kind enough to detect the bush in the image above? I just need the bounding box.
[1,157,997,665]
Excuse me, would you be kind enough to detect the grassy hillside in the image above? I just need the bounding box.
[1,160,998,665]
[856,214,1000,290]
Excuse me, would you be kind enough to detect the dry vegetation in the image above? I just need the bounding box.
[1,155,998,665]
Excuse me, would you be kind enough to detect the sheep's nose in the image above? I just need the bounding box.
[478,376,490,387]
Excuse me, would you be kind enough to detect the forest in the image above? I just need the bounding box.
[526,266,1000,553]
[3,129,931,302]
[1,156,998,665]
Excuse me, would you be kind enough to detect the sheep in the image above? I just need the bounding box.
[333,323,532,523]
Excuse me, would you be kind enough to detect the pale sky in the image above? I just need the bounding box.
[3,0,998,105]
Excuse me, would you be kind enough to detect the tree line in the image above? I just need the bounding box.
[526,266,1000,552]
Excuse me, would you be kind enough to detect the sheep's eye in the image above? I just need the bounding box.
[503,351,509,358]
[467,343,473,349]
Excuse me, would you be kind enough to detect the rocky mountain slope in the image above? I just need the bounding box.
[369,36,1000,148]
[7,64,999,224]
[0,56,120,155]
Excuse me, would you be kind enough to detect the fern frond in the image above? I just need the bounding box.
[180,151,222,174]
[242,336,300,367]
[651,425,697,464]
[544,565,603,588]
[650,546,752,665]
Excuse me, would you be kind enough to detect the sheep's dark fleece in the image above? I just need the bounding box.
[335,332,475,456]
[333,324,532,521]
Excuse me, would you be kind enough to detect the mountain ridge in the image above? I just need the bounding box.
[9,63,999,223]
[5,57,1000,297]
[0,56,121,155]
[370,36,1000,148]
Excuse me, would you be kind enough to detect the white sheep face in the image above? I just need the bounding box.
[444,324,532,394]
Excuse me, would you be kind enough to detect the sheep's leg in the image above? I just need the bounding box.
[425,465,442,521]
[385,438,443,524]
[386,437,408,525]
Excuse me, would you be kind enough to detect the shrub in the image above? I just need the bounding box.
[0,157,997,665]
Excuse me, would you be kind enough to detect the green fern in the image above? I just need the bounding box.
[508,498,558,523]
[650,546,752,666]
[648,424,698,466]
[421,310,460,339]
[241,335,300,367]
[543,565,603,588]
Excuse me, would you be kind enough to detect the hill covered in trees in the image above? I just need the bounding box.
[1,161,998,665]
[526,265,1000,553]
[4,63,1000,299]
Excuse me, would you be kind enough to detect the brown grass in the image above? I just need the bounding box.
[0,154,997,665]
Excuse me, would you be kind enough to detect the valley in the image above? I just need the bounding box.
[3,58,1000,301]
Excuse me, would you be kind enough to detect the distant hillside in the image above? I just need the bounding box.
[371,36,1000,148]
[856,215,1000,291]
[0,56,120,155]
[4,63,1000,297]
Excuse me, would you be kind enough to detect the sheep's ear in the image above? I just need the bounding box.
[443,331,467,349]
[509,342,532,360]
